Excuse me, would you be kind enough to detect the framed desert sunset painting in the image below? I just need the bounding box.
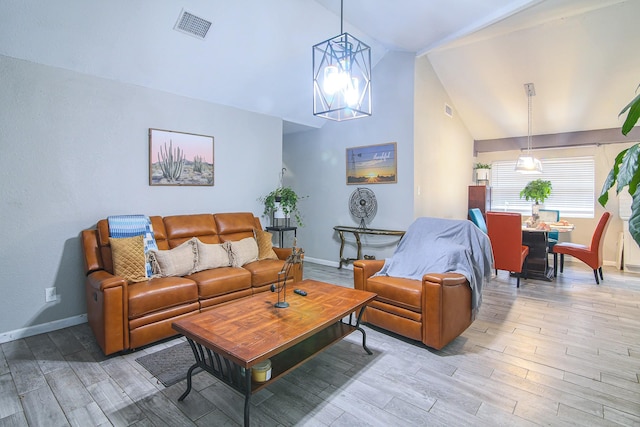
[149,128,214,186]
[346,142,397,185]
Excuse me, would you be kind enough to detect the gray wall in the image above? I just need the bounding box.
[0,55,284,339]
[283,51,416,265]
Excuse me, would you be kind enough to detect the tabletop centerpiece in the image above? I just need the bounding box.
[520,179,552,224]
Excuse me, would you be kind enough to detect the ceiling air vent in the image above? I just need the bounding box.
[444,103,453,118]
[174,9,212,40]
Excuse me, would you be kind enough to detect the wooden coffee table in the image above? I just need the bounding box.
[172,279,376,427]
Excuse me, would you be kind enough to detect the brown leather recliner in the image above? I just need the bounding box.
[353,259,473,350]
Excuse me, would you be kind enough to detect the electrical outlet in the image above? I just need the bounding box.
[45,287,56,303]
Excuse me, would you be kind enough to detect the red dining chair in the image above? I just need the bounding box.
[486,212,529,287]
[553,212,611,284]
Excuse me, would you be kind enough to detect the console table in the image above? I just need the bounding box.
[334,226,405,268]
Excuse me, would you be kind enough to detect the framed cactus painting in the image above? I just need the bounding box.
[149,128,214,186]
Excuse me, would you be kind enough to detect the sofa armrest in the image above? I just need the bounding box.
[423,273,468,287]
[85,270,129,355]
[353,259,385,291]
[82,229,104,275]
[87,270,128,291]
[422,272,472,350]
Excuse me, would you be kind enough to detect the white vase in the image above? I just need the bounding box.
[532,203,541,221]
[273,202,285,219]
[476,169,490,185]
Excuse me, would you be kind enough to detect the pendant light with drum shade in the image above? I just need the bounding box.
[312,0,372,121]
[515,83,543,174]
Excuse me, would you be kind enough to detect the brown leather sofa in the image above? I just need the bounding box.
[81,212,302,355]
[353,259,473,350]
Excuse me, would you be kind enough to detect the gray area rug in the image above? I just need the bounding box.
[135,341,199,387]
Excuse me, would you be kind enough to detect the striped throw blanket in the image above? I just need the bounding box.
[107,215,158,278]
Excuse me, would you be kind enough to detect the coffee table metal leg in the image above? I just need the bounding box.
[243,373,251,427]
[178,339,200,401]
[355,307,372,355]
[178,362,198,401]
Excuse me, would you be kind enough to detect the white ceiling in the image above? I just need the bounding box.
[1,0,638,140]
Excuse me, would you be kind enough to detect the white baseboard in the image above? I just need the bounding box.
[303,256,352,270]
[0,314,87,344]
[303,256,336,267]
[563,258,617,268]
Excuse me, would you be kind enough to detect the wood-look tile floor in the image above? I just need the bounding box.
[1,262,640,426]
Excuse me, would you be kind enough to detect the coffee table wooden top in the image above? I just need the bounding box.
[172,279,376,368]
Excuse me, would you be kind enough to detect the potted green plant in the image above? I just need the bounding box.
[520,179,552,219]
[599,83,640,245]
[474,163,492,184]
[260,186,306,227]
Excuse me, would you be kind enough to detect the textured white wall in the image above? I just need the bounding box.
[413,55,475,220]
[0,55,283,336]
[283,51,416,265]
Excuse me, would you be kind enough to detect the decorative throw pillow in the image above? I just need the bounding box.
[193,239,231,272]
[255,229,279,260]
[228,237,259,267]
[148,238,198,277]
[109,235,147,283]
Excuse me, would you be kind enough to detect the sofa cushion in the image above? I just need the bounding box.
[366,276,422,312]
[194,239,231,272]
[187,267,252,299]
[109,235,147,283]
[149,238,197,277]
[214,212,256,242]
[243,259,288,287]
[256,230,279,260]
[128,276,198,319]
[228,237,259,267]
[164,214,219,247]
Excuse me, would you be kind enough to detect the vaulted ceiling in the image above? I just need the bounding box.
[1,0,638,140]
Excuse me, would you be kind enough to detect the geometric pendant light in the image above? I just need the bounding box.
[312,0,372,121]
[515,82,543,174]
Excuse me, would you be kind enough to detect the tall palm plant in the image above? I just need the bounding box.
[599,84,640,244]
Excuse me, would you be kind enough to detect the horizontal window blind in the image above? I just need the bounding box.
[490,156,595,218]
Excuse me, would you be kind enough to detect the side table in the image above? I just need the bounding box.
[266,226,297,248]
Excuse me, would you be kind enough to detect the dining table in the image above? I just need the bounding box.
[521,222,575,281]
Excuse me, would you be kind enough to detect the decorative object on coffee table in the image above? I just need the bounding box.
[270,245,304,308]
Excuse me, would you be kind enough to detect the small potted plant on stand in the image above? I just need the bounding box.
[474,163,491,185]
[520,179,552,223]
[260,186,305,227]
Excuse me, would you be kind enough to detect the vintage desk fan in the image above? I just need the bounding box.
[349,187,377,229]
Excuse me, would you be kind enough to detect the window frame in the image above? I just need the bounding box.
[489,156,595,219]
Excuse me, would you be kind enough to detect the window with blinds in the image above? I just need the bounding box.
[490,156,595,218]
